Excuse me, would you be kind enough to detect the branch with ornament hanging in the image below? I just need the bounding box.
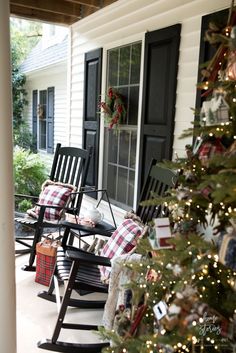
[99,231,236,353]
[199,1,236,97]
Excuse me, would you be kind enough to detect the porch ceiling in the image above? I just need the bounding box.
[10,0,118,26]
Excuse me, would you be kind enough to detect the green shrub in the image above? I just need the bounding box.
[18,199,33,212]
[14,147,48,210]
[13,121,36,152]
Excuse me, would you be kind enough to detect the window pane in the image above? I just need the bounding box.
[39,89,47,150]
[128,170,135,207]
[108,50,118,87]
[39,120,46,149]
[119,46,130,86]
[117,167,128,204]
[39,90,47,120]
[107,164,117,200]
[118,86,128,124]
[131,43,141,84]
[130,132,137,169]
[40,90,46,104]
[119,131,129,167]
[128,86,139,125]
[108,129,118,163]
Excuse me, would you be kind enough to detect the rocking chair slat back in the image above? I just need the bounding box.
[49,145,92,214]
[15,143,92,270]
[137,159,177,224]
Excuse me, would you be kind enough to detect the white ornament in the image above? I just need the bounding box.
[200,94,229,126]
[153,301,168,320]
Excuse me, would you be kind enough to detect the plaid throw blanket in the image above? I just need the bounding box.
[102,252,142,330]
[99,218,143,281]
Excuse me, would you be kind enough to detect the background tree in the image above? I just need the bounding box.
[10,19,47,209]
[10,18,42,150]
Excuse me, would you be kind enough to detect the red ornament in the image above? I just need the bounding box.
[108,87,113,98]
[198,138,225,167]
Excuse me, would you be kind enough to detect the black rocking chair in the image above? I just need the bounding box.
[15,143,92,271]
[37,161,177,353]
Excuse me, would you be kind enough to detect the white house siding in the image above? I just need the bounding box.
[23,64,68,160]
[69,0,228,222]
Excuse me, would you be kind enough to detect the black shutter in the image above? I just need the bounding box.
[195,9,228,114]
[83,48,102,193]
[47,87,54,153]
[32,90,38,150]
[138,24,181,194]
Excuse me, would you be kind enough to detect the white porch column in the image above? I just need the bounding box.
[0,1,17,353]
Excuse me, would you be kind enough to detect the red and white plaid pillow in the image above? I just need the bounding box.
[99,218,143,281]
[27,180,76,222]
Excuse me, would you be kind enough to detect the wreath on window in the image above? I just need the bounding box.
[37,104,45,120]
[99,87,126,129]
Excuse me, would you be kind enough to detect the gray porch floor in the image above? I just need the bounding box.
[15,252,107,353]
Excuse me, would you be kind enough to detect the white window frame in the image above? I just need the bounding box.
[98,33,146,212]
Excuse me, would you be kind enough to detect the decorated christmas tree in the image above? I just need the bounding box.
[99,3,236,353]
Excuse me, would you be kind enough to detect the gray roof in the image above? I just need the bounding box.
[20,35,68,73]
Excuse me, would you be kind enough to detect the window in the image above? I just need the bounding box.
[103,42,141,209]
[32,87,54,153]
[39,90,47,150]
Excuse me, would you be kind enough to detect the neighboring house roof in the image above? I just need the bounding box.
[20,35,68,73]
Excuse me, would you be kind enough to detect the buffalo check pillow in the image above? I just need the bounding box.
[99,218,143,282]
[27,180,76,222]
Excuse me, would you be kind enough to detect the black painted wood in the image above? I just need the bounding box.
[83,48,103,195]
[138,24,181,197]
[38,339,109,353]
[47,86,55,153]
[15,143,92,270]
[136,160,178,224]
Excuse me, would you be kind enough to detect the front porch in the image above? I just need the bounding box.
[0,1,233,352]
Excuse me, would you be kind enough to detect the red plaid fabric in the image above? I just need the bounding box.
[198,138,225,165]
[27,180,76,221]
[99,219,143,281]
[35,252,56,286]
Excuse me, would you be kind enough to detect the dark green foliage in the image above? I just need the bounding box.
[14,147,48,210]
[13,120,37,152]
[18,199,34,212]
[11,19,42,150]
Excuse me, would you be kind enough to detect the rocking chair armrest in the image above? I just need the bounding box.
[15,193,38,201]
[66,249,111,267]
[35,203,62,209]
[70,187,108,197]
